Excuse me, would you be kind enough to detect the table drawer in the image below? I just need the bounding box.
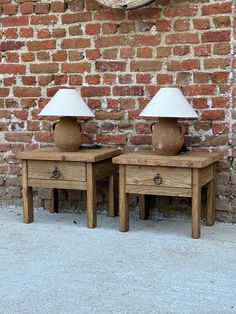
[28,160,86,182]
[126,165,191,188]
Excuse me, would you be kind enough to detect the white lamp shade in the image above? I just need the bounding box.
[39,89,95,117]
[139,87,198,119]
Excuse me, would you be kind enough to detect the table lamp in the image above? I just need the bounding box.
[139,87,198,155]
[39,89,94,151]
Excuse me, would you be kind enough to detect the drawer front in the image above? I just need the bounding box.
[126,165,191,188]
[28,160,86,182]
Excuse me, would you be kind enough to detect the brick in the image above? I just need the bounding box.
[27,40,56,51]
[173,46,190,56]
[85,74,101,85]
[61,38,90,49]
[212,97,229,108]
[201,110,225,121]
[174,19,190,31]
[30,64,58,74]
[135,122,151,134]
[167,59,200,71]
[128,8,160,19]
[5,132,33,143]
[119,22,135,33]
[204,58,230,69]
[86,24,100,35]
[129,35,160,47]
[156,19,171,32]
[67,0,84,12]
[61,12,91,24]
[113,86,144,96]
[0,41,25,51]
[0,64,25,74]
[21,52,35,62]
[193,18,210,30]
[130,135,151,145]
[13,87,41,97]
[202,135,228,147]
[157,74,173,85]
[120,48,135,59]
[137,47,152,58]
[95,36,126,48]
[68,25,83,36]
[183,85,216,96]
[165,33,199,44]
[96,134,126,145]
[86,49,101,60]
[194,44,211,57]
[118,74,133,85]
[176,72,192,85]
[22,75,36,85]
[95,111,124,120]
[34,3,50,14]
[131,61,162,71]
[156,46,171,57]
[193,72,210,84]
[19,27,33,37]
[211,72,229,84]
[35,132,53,143]
[4,28,18,39]
[37,51,50,61]
[5,52,19,63]
[20,3,34,14]
[213,16,231,28]
[136,74,152,84]
[102,49,118,60]
[81,87,110,97]
[1,16,29,26]
[51,1,66,13]
[95,61,126,72]
[68,51,83,62]
[3,4,18,15]
[52,28,66,38]
[31,15,58,25]
[164,6,198,17]
[95,11,125,21]
[102,23,118,34]
[213,44,230,55]
[103,74,117,85]
[62,63,91,73]
[202,2,232,15]
[202,31,230,43]
[0,88,10,97]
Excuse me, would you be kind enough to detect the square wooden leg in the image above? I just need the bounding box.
[22,160,33,223]
[86,163,97,228]
[119,165,129,232]
[192,168,201,239]
[206,165,216,226]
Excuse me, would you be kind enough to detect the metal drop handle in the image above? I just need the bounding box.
[153,173,162,185]
[51,167,60,179]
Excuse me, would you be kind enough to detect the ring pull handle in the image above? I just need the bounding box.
[153,173,162,185]
[51,167,60,179]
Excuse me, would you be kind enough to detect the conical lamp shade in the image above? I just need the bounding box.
[139,87,198,119]
[39,89,94,117]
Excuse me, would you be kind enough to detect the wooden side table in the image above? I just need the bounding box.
[113,151,220,239]
[16,148,120,228]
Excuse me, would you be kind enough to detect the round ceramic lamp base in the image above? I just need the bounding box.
[53,117,82,152]
[151,118,185,156]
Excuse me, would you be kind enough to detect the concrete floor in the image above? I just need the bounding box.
[0,205,236,314]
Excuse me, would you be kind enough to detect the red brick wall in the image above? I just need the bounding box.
[0,0,235,220]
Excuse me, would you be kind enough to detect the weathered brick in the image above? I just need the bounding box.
[95,61,126,72]
[27,40,56,51]
[131,61,162,72]
[30,63,58,74]
[13,87,41,97]
[202,2,232,15]
[61,38,90,49]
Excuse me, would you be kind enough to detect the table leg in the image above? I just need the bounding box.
[108,174,118,217]
[192,168,201,239]
[139,195,149,220]
[22,160,33,223]
[206,165,215,226]
[119,165,129,232]
[48,188,58,213]
[86,163,97,228]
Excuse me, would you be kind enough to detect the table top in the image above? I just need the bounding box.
[112,150,220,168]
[16,147,121,163]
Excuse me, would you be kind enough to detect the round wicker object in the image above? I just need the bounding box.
[95,0,154,9]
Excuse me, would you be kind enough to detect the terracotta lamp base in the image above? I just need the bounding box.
[151,118,185,156]
[53,117,82,151]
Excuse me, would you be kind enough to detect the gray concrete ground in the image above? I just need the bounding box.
[0,205,236,314]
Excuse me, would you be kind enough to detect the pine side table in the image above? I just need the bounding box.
[113,151,220,239]
[16,147,120,228]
